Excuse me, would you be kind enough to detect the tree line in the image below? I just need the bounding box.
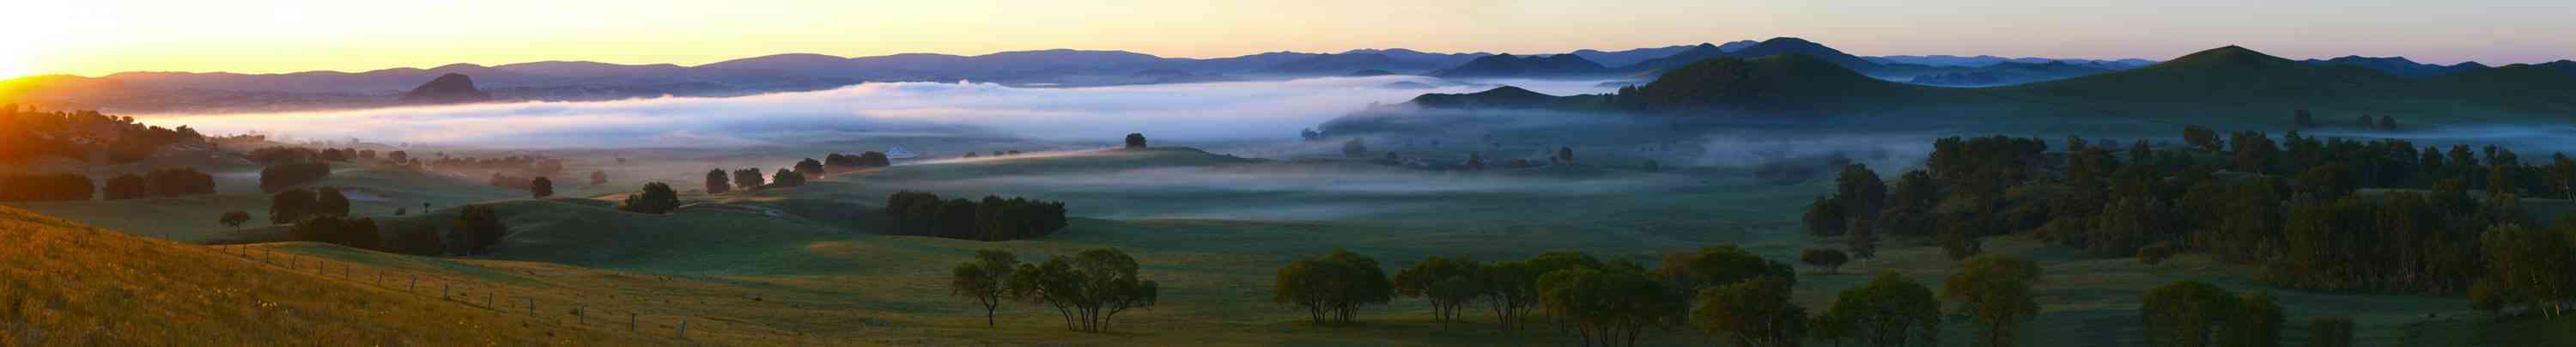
[1803,126,2576,310]
[100,168,218,200]
[884,192,1069,241]
[947,248,1159,332]
[946,246,2354,346]
[0,174,96,202]
[0,106,204,164]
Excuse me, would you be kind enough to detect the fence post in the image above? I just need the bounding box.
[576,304,586,324]
[410,275,417,292]
[679,319,688,339]
[526,297,536,316]
[629,313,636,331]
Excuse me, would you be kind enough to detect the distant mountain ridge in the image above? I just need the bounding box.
[1868,55,2156,69]
[1431,54,1613,77]
[2300,56,2488,78]
[1386,46,2576,125]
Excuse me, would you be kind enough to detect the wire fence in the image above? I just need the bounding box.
[204,244,884,346]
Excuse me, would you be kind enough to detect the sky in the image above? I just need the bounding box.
[6,0,2573,77]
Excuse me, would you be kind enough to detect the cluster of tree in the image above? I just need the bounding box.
[823,152,892,172]
[0,173,95,202]
[947,248,1158,332]
[2469,222,2576,319]
[2291,109,2400,131]
[0,107,204,164]
[1807,128,2576,297]
[957,150,1026,159]
[1275,249,1393,326]
[268,187,351,224]
[448,204,508,255]
[100,168,218,200]
[618,182,681,215]
[769,168,805,187]
[884,192,1069,240]
[424,155,562,178]
[258,161,331,192]
[1274,247,1797,346]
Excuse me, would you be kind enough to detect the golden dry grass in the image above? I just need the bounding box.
[0,205,659,346]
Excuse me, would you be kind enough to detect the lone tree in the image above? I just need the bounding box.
[1556,146,1575,163]
[1124,133,1148,149]
[1394,255,1483,328]
[951,250,1019,327]
[732,168,765,190]
[1009,248,1158,332]
[619,182,681,215]
[1800,248,1850,274]
[588,170,607,185]
[1275,248,1394,326]
[1942,254,2044,347]
[769,168,805,187]
[218,210,252,228]
[703,169,730,194]
[530,177,553,198]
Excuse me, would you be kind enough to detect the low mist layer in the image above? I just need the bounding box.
[138,76,1618,148]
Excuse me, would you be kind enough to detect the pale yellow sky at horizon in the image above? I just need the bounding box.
[5,0,2572,77]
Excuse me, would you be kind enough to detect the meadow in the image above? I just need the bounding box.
[10,140,2561,345]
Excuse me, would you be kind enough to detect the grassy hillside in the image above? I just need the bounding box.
[11,145,2561,345]
[0,205,650,345]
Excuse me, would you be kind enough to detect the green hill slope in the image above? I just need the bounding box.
[0,205,649,345]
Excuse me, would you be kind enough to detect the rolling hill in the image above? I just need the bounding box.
[0,205,649,345]
[1618,37,1884,75]
[1394,45,2576,126]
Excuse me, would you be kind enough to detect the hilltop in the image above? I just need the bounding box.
[397,73,494,105]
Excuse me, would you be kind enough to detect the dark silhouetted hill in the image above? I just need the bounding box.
[396,73,493,105]
[1431,54,1613,78]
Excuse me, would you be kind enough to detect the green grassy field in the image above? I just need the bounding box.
[8,145,2563,345]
